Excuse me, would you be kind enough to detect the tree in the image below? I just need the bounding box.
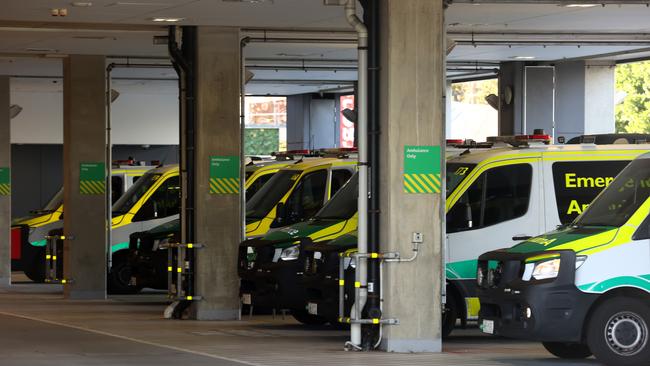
[615,61,650,133]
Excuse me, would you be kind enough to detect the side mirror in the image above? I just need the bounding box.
[464,203,473,228]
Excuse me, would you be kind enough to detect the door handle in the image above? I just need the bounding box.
[512,235,533,241]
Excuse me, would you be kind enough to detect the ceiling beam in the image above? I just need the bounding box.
[449,0,650,4]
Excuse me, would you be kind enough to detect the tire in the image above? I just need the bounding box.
[442,292,458,338]
[292,309,328,325]
[108,253,142,295]
[587,297,650,366]
[542,342,592,359]
[23,247,45,283]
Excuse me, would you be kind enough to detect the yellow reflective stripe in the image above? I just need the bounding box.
[214,178,232,194]
[354,281,361,288]
[219,178,235,194]
[430,173,441,186]
[339,280,345,286]
[228,178,241,193]
[525,253,561,263]
[209,180,223,194]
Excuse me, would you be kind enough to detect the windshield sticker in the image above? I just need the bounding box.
[79,162,105,195]
[404,145,441,194]
[210,156,240,194]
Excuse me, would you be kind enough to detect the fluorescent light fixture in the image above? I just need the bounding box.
[563,4,599,7]
[512,56,536,60]
[151,17,184,22]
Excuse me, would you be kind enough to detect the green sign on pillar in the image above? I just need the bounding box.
[403,145,441,194]
[209,156,240,194]
[79,162,105,195]
[0,167,10,196]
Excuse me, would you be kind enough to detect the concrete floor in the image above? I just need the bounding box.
[0,273,601,366]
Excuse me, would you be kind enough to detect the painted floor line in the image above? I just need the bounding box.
[0,310,267,366]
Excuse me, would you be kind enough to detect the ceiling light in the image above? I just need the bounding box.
[563,4,599,8]
[71,2,93,7]
[512,56,536,60]
[222,0,274,3]
[151,17,184,22]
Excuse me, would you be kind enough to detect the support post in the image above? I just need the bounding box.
[0,76,10,287]
[62,55,107,299]
[378,0,445,352]
[189,26,242,320]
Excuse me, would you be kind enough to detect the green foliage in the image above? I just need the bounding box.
[451,78,498,105]
[245,128,279,156]
[615,61,650,133]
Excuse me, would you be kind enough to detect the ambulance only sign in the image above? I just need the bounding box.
[403,145,442,194]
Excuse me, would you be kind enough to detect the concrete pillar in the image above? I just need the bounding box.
[498,62,525,135]
[62,55,107,299]
[555,61,615,139]
[190,26,241,320]
[378,0,444,352]
[0,77,10,287]
[524,66,555,135]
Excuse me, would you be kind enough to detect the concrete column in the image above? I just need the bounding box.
[498,62,525,135]
[378,0,444,352]
[0,77,10,287]
[524,66,555,135]
[555,61,616,140]
[63,55,107,299]
[190,26,241,320]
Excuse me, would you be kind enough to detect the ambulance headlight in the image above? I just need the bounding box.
[531,258,561,280]
[280,245,300,261]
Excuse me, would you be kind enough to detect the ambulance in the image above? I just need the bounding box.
[477,152,650,366]
[238,173,359,324]
[14,164,154,281]
[121,156,295,293]
[299,136,650,336]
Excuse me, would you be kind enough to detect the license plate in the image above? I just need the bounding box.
[481,319,494,334]
[307,302,318,315]
[242,293,252,305]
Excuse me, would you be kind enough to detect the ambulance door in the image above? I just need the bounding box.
[446,159,541,316]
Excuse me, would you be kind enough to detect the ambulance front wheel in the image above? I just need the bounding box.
[542,342,592,359]
[108,251,142,295]
[587,296,650,366]
[23,247,45,283]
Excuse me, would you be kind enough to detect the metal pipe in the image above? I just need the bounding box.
[105,64,114,274]
[240,37,250,246]
[343,0,369,349]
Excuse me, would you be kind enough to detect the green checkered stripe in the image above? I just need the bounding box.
[210,177,240,194]
[80,180,105,195]
[0,167,9,196]
[403,173,441,194]
[0,183,9,196]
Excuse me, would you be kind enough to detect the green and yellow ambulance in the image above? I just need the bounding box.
[299,139,649,336]
[125,158,326,291]
[15,164,154,281]
[477,152,650,366]
[238,173,358,324]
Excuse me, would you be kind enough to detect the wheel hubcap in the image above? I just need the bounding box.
[605,311,648,356]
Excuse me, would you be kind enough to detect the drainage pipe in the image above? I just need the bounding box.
[240,37,250,244]
[344,0,368,349]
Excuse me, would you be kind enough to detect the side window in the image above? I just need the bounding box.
[284,170,328,225]
[330,169,352,197]
[133,176,181,222]
[246,173,274,202]
[552,161,629,224]
[447,164,532,233]
[111,176,124,205]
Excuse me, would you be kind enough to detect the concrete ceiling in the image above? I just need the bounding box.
[3,1,650,94]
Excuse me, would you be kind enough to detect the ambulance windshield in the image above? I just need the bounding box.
[246,170,300,220]
[42,188,63,212]
[315,173,358,220]
[447,163,476,196]
[112,173,163,215]
[575,157,650,228]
